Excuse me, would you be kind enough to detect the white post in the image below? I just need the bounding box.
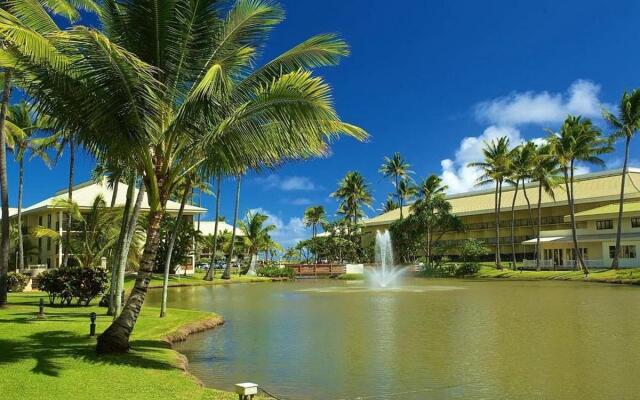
[58,211,63,267]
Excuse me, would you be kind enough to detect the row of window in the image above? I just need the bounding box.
[464,215,566,231]
[544,246,637,260]
[596,218,640,230]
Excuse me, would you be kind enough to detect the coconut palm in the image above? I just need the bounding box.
[468,137,512,269]
[379,153,412,219]
[331,171,373,229]
[203,174,222,281]
[1,0,367,351]
[417,174,448,202]
[380,196,398,213]
[548,116,611,275]
[222,174,243,280]
[397,178,417,210]
[603,90,640,269]
[506,142,536,267]
[530,144,561,270]
[303,205,326,237]
[240,211,276,272]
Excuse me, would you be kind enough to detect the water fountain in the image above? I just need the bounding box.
[367,230,406,288]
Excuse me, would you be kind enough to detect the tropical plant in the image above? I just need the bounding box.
[379,152,412,218]
[380,196,398,213]
[38,265,108,306]
[203,174,222,281]
[603,90,640,269]
[1,0,367,351]
[7,271,28,292]
[332,171,373,229]
[468,137,512,269]
[548,116,611,275]
[303,205,327,237]
[506,143,536,266]
[240,211,277,273]
[417,174,448,201]
[223,175,243,279]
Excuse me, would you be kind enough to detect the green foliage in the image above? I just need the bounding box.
[388,218,423,263]
[38,266,108,305]
[297,233,370,264]
[7,272,29,292]
[460,239,490,262]
[155,215,200,273]
[455,262,480,277]
[257,264,294,279]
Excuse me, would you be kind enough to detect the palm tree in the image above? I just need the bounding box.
[397,178,417,210]
[2,0,367,351]
[331,171,373,230]
[222,175,242,280]
[418,174,448,201]
[548,116,611,275]
[381,196,398,213]
[506,142,536,267]
[603,90,640,269]
[379,153,412,219]
[469,137,512,269]
[530,144,561,270]
[5,101,54,271]
[203,174,222,281]
[303,205,326,237]
[240,211,276,274]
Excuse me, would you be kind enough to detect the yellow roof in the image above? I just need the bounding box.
[364,168,640,227]
[567,201,640,222]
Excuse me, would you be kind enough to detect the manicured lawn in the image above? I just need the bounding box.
[0,292,238,400]
[475,266,640,284]
[124,271,272,291]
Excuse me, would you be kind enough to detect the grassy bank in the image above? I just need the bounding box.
[124,271,272,291]
[0,292,238,400]
[336,273,365,280]
[474,266,640,284]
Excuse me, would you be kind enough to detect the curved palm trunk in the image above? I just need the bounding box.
[222,176,241,279]
[110,180,120,208]
[115,183,145,317]
[160,184,190,317]
[510,180,520,268]
[97,206,164,354]
[17,157,24,272]
[612,136,631,269]
[0,71,11,305]
[204,176,221,281]
[63,137,75,267]
[108,177,134,316]
[536,182,543,271]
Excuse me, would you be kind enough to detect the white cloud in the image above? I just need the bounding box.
[283,197,314,206]
[248,208,310,249]
[254,174,320,191]
[440,80,607,193]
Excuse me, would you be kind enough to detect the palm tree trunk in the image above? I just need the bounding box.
[63,137,75,267]
[510,180,520,268]
[497,180,503,268]
[110,180,120,208]
[17,157,24,272]
[397,175,403,219]
[612,136,630,269]
[222,175,241,279]
[494,180,502,269]
[97,205,164,354]
[115,183,145,317]
[536,182,543,271]
[565,164,587,275]
[204,175,221,281]
[108,176,134,316]
[521,179,536,259]
[0,71,11,305]
[160,183,190,317]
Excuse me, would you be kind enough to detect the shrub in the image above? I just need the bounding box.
[455,262,480,277]
[257,265,294,279]
[37,266,109,306]
[7,272,29,292]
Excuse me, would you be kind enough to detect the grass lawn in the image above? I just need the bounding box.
[475,266,640,284]
[124,271,272,291]
[0,292,238,400]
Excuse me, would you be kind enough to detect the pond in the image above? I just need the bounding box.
[146,279,640,399]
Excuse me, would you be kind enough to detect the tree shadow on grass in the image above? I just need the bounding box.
[0,331,178,378]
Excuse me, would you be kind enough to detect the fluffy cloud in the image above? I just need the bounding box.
[440,80,605,193]
[254,174,320,191]
[248,208,310,249]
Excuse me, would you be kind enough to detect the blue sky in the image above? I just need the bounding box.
[8,0,640,248]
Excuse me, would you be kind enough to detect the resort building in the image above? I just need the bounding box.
[362,168,640,269]
[12,178,206,274]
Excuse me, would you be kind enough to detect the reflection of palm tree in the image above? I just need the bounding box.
[548,116,611,275]
[379,153,412,219]
[303,205,327,237]
[469,137,512,269]
[331,171,373,229]
[603,90,640,269]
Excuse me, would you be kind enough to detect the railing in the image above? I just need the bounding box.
[288,264,346,276]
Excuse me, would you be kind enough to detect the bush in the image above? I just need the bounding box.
[257,265,294,279]
[7,272,29,292]
[37,266,109,306]
[455,262,480,277]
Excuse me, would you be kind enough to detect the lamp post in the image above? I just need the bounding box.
[89,312,97,336]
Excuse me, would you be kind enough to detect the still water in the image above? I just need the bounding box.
[146,279,640,399]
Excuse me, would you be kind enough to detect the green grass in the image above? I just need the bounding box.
[474,266,640,284]
[336,273,365,280]
[0,292,239,400]
[124,271,272,291]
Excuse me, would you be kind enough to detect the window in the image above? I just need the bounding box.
[46,238,51,251]
[632,217,640,228]
[609,245,637,259]
[567,248,588,260]
[38,216,42,226]
[596,220,613,230]
[47,214,52,228]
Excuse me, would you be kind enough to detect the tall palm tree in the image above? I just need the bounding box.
[417,174,448,202]
[303,205,326,237]
[506,142,535,267]
[222,174,242,280]
[379,152,412,219]
[530,144,561,270]
[548,116,611,275]
[203,174,222,281]
[240,211,276,274]
[469,137,512,269]
[331,171,373,229]
[603,90,640,269]
[397,178,417,211]
[6,101,53,271]
[380,196,398,213]
[2,0,367,351]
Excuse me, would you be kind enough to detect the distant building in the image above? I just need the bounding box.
[362,168,640,269]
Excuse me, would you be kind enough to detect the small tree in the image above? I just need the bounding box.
[154,215,200,273]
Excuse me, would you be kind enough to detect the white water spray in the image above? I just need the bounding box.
[367,230,406,288]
